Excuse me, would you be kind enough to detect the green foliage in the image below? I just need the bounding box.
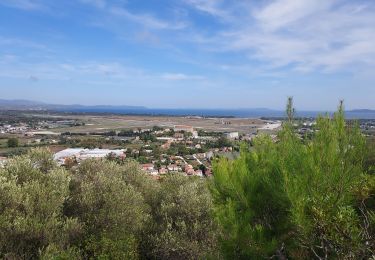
[0,148,81,259]
[365,137,375,175]
[211,99,375,259]
[167,143,190,156]
[286,96,295,123]
[140,174,220,259]
[211,137,292,259]
[281,102,371,259]
[84,236,138,260]
[40,245,82,260]
[140,132,156,142]
[64,159,149,259]
[7,137,19,148]
[207,136,232,149]
[79,138,103,149]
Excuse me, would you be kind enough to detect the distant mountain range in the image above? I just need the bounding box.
[0,99,374,119]
[348,109,375,113]
[0,99,46,109]
[0,99,146,111]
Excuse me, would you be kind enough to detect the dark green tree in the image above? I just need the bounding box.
[7,137,19,148]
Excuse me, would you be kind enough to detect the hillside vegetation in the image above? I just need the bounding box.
[0,150,218,259]
[0,99,374,259]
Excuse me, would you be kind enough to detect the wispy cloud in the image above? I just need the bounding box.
[108,6,187,30]
[161,73,205,81]
[0,36,49,50]
[192,0,375,73]
[183,0,251,23]
[0,0,45,10]
[0,59,145,82]
[79,0,107,9]
[254,0,335,32]
[184,0,227,18]
[80,0,187,31]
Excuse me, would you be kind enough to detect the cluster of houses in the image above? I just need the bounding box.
[359,120,375,131]
[0,119,82,135]
[53,147,212,178]
[133,125,235,177]
[141,163,183,176]
[0,124,29,134]
[140,162,211,178]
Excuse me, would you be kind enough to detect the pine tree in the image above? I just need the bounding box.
[211,98,375,259]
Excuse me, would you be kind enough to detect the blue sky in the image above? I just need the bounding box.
[0,0,374,110]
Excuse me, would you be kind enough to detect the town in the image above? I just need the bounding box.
[1,111,374,177]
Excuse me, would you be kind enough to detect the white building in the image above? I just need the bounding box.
[259,121,282,130]
[54,148,126,165]
[54,148,84,165]
[167,164,180,172]
[0,157,8,168]
[157,137,176,141]
[225,132,239,140]
[79,149,126,160]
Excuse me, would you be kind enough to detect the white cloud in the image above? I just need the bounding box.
[254,0,335,31]
[161,73,204,81]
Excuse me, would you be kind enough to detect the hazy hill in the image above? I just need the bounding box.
[0,99,146,111]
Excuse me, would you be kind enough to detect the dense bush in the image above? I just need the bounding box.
[0,148,80,259]
[139,175,219,259]
[0,149,218,259]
